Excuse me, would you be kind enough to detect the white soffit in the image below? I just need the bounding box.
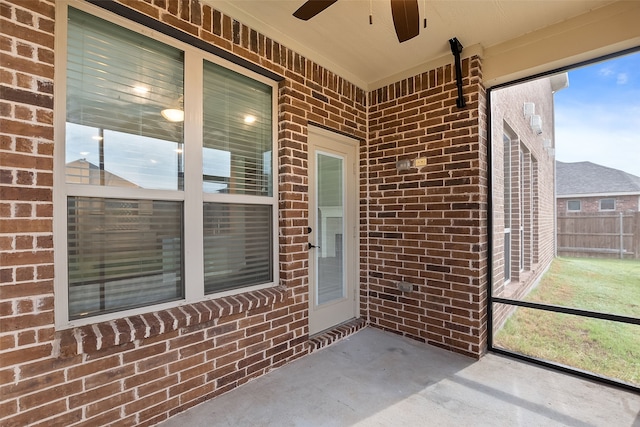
[205,1,618,90]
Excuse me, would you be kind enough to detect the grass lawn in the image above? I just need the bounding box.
[494,257,640,387]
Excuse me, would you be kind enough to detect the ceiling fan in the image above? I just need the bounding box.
[293,0,421,43]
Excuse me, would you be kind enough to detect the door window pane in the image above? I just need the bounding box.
[316,153,345,305]
[67,197,183,319]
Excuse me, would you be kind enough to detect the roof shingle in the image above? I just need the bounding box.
[556,161,640,196]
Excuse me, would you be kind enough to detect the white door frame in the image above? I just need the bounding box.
[307,125,359,335]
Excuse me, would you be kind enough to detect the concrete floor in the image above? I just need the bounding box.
[160,327,640,427]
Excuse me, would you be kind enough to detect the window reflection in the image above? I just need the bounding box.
[202,147,231,193]
[66,122,184,190]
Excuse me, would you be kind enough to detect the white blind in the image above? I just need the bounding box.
[67,197,183,319]
[66,7,184,191]
[203,203,272,294]
[203,60,272,196]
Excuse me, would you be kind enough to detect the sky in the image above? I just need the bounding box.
[554,50,640,178]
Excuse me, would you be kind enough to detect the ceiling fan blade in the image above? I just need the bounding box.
[293,0,338,21]
[390,0,420,43]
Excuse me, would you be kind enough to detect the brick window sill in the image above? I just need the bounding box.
[54,286,291,358]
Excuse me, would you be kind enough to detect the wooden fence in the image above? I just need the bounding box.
[557,212,640,259]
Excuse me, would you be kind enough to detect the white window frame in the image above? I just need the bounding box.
[53,0,279,329]
[567,200,581,212]
[599,198,615,211]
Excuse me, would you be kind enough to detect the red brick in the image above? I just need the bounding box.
[0,398,17,418]
[31,409,83,427]
[19,380,82,410]
[17,330,36,346]
[20,354,80,380]
[136,350,179,373]
[0,370,63,400]
[1,399,66,427]
[175,359,211,382]
[169,376,205,397]
[122,342,166,365]
[67,355,119,380]
[169,330,204,350]
[75,408,133,427]
[138,396,180,425]
[69,382,122,409]
[0,343,51,368]
[84,365,135,390]
[137,373,179,398]
[123,365,165,390]
[85,390,136,418]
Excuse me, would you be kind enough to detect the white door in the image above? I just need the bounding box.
[308,126,358,335]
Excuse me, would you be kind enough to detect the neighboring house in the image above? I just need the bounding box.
[1,1,639,426]
[490,74,568,329]
[557,161,640,214]
[65,159,141,188]
[556,161,640,259]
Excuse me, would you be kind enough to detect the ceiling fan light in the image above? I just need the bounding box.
[133,85,149,94]
[161,108,184,122]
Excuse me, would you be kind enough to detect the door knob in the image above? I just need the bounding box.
[308,242,320,249]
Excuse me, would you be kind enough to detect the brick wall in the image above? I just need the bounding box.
[558,195,640,214]
[365,59,489,358]
[0,0,366,425]
[0,0,57,423]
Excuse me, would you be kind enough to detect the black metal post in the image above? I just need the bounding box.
[449,37,466,108]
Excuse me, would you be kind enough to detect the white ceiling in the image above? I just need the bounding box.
[206,0,615,89]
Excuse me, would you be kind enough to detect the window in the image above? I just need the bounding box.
[202,61,274,295]
[55,5,277,326]
[567,200,581,211]
[503,133,512,283]
[599,198,615,211]
[519,148,524,272]
[501,130,536,283]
